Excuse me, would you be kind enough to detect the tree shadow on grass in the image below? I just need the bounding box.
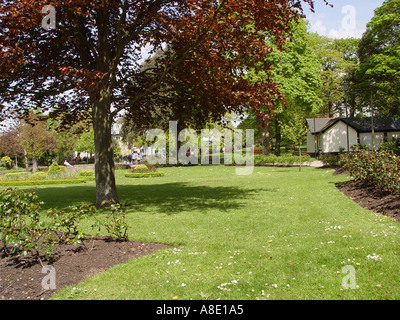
[37,182,276,215]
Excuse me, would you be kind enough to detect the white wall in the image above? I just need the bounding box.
[322,121,358,153]
[307,120,400,153]
[359,132,384,150]
[388,132,400,141]
[307,131,317,153]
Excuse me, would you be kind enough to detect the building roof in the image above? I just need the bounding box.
[307,117,400,134]
[306,118,332,134]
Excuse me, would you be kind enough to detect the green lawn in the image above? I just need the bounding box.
[23,166,400,299]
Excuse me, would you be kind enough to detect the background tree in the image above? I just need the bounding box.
[282,112,308,171]
[19,114,56,172]
[268,20,322,155]
[355,0,400,118]
[312,35,360,118]
[239,19,322,155]
[0,0,321,206]
[0,125,24,168]
[48,122,81,163]
[76,128,95,163]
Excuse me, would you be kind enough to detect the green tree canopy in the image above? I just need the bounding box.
[356,0,400,118]
[312,35,360,117]
[76,129,95,162]
[241,19,323,155]
[19,113,56,172]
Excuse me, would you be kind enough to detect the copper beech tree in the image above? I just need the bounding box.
[0,0,324,207]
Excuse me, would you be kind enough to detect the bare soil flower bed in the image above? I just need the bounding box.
[336,179,400,223]
[0,236,171,300]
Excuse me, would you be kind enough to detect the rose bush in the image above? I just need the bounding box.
[340,150,400,193]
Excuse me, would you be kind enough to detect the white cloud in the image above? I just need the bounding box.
[328,27,365,39]
[309,16,365,39]
[310,17,328,36]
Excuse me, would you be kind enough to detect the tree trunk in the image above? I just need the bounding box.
[274,119,281,156]
[256,115,271,156]
[298,144,302,172]
[92,93,119,208]
[23,149,29,170]
[32,157,39,173]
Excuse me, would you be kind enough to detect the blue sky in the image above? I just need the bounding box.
[305,0,385,38]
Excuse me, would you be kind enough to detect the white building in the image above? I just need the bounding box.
[306,117,400,155]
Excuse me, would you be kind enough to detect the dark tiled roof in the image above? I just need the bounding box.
[307,117,400,134]
[342,117,400,132]
[306,118,332,134]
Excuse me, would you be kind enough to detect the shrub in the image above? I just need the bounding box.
[134,164,149,171]
[379,140,400,152]
[31,171,47,179]
[80,176,95,181]
[4,172,29,180]
[115,164,131,170]
[100,203,129,241]
[0,167,6,171]
[79,169,95,176]
[254,154,313,165]
[1,156,12,167]
[5,172,29,178]
[0,188,129,264]
[350,143,360,152]
[254,154,278,165]
[0,188,54,260]
[47,161,66,175]
[340,150,400,193]
[47,204,96,245]
[319,153,340,167]
[130,164,157,173]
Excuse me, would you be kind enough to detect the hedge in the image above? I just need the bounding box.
[31,171,47,179]
[80,176,95,181]
[5,172,29,177]
[124,171,164,178]
[0,178,87,187]
[253,154,313,165]
[79,169,95,176]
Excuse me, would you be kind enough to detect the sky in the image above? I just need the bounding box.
[305,0,385,38]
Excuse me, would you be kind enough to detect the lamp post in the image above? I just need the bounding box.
[343,81,350,152]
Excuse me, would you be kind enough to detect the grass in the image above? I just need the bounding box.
[5,165,400,300]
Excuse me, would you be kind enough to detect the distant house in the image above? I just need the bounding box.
[306,117,400,155]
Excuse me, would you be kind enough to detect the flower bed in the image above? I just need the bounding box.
[0,178,87,186]
[124,171,164,178]
[124,164,164,178]
[0,168,88,186]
